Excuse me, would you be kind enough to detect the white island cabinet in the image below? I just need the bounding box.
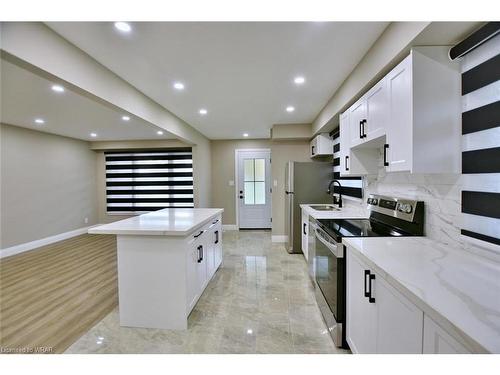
[89,208,223,330]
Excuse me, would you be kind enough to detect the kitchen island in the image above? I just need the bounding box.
[89,208,224,330]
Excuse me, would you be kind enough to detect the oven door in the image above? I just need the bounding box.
[313,226,345,346]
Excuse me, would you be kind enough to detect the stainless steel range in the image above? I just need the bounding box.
[311,194,424,348]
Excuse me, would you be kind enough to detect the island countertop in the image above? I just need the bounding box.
[88,208,224,236]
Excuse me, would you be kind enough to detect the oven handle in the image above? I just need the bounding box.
[314,227,344,258]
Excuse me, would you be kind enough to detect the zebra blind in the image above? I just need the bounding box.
[331,129,363,198]
[457,27,500,248]
[105,148,194,213]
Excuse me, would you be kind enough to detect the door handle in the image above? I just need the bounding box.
[311,145,315,155]
[197,245,203,263]
[359,121,363,139]
[345,155,349,171]
[362,119,367,138]
[383,144,389,167]
[214,230,219,244]
[364,270,370,298]
[303,223,307,235]
[368,273,376,303]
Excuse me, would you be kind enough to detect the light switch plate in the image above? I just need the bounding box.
[229,180,235,186]
[273,179,278,187]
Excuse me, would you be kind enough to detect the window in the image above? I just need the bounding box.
[243,158,266,205]
[331,130,363,198]
[105,148,194,213]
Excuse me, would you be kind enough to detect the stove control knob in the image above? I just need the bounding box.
[405,205,413,214]
[372,199,378,205]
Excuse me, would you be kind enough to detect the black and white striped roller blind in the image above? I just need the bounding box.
[105,148,194,213]
[331,129,363,199]
[456,24,500,247]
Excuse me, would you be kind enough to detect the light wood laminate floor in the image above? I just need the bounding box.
[0,234,117,354]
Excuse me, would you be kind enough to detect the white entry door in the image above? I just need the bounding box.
[236,149,272,229]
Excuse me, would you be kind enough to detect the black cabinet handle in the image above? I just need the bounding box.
[368,273,376,303]
[197,245,203,263]
[359,121,363,139]
[303,223,307,235]
[214,230,219,244]
[364,270,370,298]
[345,155,349,171]
[194,230,204,238]
[362,119,367,138]
[383,144,389,167]
[311,145,315,155]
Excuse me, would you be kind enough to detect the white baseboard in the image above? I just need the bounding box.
[0,225,100,259]
[222,225,238,231]
[272,235,288,243]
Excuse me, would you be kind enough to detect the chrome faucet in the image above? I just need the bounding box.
[327,180,343,208]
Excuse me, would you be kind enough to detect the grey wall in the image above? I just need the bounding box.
[0,124,98,248]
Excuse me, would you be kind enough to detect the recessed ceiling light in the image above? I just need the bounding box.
[199,108,208,115]
[51,85,65,93]
[243,133,249,137]
[173,82,185,90]
[294,76,305,85]
[34,118,45,124]
[157,130,164,135]
[90,132,97,138]
[286,106,295,112]
[114,22,131,33]
[122,115,130,121]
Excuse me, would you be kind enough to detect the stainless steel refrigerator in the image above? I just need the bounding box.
[285,161,332,254]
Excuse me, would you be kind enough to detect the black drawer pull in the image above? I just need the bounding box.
[383,144,389,167]
[303,223,307,235]
[362,119,367,138]
[359,121,363,139]
[214,230,219,244]
[368,273,376,303]
[345,155,349,171]
[194,230,204,238]
[364,270,370,298]
[197,245,203,263]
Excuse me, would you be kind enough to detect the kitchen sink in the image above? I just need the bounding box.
[309,205,340,211]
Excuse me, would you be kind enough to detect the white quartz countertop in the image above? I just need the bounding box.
[88,208,224,236]
[300,204,368,219]
[342,236,500,353]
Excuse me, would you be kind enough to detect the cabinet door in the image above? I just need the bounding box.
[339,111,350,176]
[423,315,471,354]
[213,223,222,269]
[349,99,367,148]
[386,55,412,172]
[346,251,377,353]
[196,239,208,292]
[365,78,388,141]
[205,226,216,279]
[376,275,423,353]
[301,211,309,260]
[186,239,201,313]
[310,137,318,157]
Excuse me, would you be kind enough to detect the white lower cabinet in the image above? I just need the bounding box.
[423,315,471,354]
[186,216,223,315]
[346,249,423,353]
[301,211,309,260]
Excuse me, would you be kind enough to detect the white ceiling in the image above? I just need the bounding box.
[47,22,389,139]
[1,57,175,141]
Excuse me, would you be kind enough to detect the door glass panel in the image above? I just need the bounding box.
[244,159,254,181]
[242,158,266,205]
[244,181,255,205]
[254,159,265,181]
[254,181,265,204]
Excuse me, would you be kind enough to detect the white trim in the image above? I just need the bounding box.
[234,148,272,230]
[222,225,238,231]
[272,235,288,243]
[0,225,101,259]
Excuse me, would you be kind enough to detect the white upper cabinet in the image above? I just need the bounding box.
[364,77,388,143]
[339,46,461,174]
[310,133,333,158]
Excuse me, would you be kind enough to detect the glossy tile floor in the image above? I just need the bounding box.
[65,230,348,354]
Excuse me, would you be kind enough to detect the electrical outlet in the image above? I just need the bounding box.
[84,217,89,224]
[229,180,235,186]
